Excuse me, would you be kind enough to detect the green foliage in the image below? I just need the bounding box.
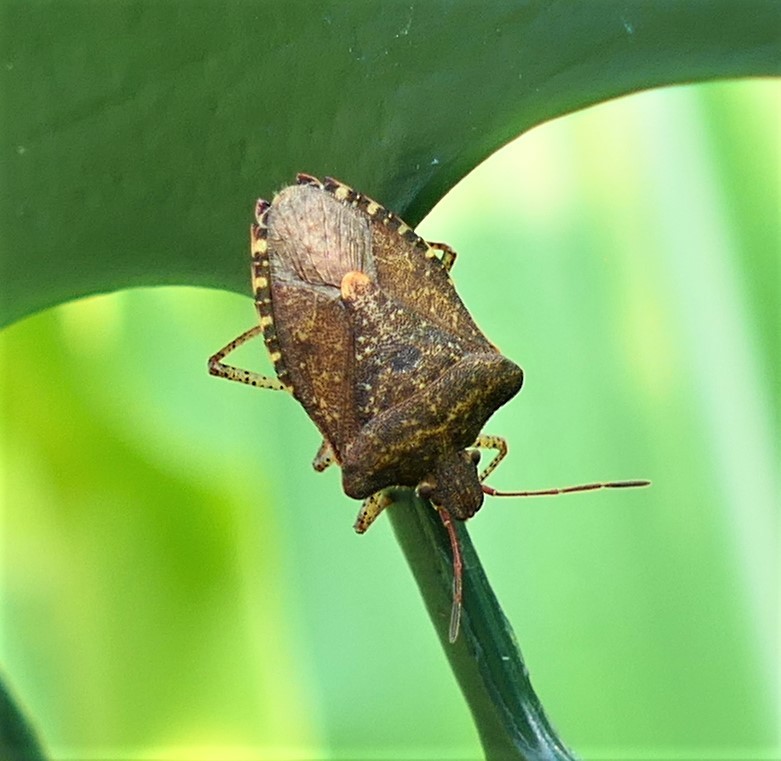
[1,2,779,759]
[1,1,779,326]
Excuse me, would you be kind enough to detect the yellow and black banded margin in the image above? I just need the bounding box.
[250,201,294,392]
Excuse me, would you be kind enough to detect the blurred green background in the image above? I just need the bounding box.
[1,79,778,759]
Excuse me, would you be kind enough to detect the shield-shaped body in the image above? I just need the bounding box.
[250,174,523,519]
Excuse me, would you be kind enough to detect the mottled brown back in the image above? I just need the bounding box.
[370,222,492,353]
[271,281,360,457]
[263,186,374,457]
[260,177,519,475]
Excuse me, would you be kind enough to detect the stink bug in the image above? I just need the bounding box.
[209,173,649,642]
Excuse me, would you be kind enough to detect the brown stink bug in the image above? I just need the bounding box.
[209,173,649,642]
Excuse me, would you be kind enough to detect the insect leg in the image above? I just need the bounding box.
[472,434,508,483]
[208,326,289,391]
[353,490,394,534]
[312,439,337,472]
[427,241,458,273]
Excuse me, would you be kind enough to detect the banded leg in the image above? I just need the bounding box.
[208,326,289,391]
[312,439,337,472]
[353,490,394,534]
[472,434,508,483]
[427,241,457,273]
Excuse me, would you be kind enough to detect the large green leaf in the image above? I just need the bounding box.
[1,1,778,327]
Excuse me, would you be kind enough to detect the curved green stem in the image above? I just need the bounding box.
[387,489,576,761]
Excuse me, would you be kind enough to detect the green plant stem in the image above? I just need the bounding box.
[387,489,575,761]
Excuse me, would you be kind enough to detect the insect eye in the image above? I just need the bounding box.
[417,482,435,500]
[469,449,481,465]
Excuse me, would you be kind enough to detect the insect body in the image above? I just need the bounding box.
[209,173,648,642]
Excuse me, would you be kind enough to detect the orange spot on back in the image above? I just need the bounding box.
[340,270,372,301]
